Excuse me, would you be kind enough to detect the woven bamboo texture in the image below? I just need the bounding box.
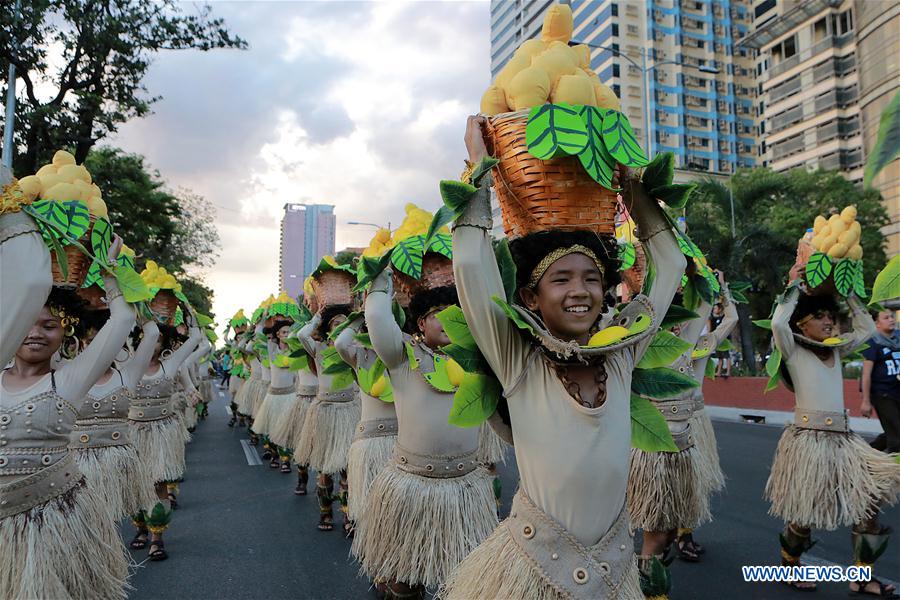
[150,290,178,323]
[50,228,93,290]
[393,254,455,302]
[487,110,618,240]
[312,270,355,308]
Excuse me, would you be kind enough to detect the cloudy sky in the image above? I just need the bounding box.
[109,0,491,332]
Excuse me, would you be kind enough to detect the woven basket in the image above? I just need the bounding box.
[311,270,355,308]
[393,253,455,302]
[622,241,646,295]
[50,217,94,289]
[796,240,838,297]
[487,110,619,240]
[76,284,107,311]
[150,289,178,323]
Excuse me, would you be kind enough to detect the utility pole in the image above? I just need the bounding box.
[2,0,23,170]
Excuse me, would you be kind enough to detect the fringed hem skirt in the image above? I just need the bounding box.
[72,444,158,520]
[272,393,314,451]
[765,425,900,530]
[690,406,725,494]
[0,480,130,600]
[250,381,268,418]
[477,422,509,465]
[129,414,187,486]
[235,379,258,416]
[347,434,396,521]
[627,444,710,531]
[253,390,297,441]
[295,399,361,474]
[351,462,497,587]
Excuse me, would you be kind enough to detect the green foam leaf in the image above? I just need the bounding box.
[525,102,589,159]
[630,394,678,452]
[636,331,692,369]
[447,373,501,428]
[600,110,649,167]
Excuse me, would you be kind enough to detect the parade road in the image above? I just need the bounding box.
[124,386,899,600]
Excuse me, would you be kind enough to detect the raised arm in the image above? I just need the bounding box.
[297,313,321,358]
[680,300,712,346]
[162,323,203,374]
[840,295,876,357]
[712,286,739,346]
[121,320,160,392]
[57,277,136,402]
[178,363,198,395]
[771,285,799,360]
[628,178,687,362]
[364,270,405,369]
[335,316,363,369]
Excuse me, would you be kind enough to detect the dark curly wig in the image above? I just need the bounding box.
[508,230,621,295]
[316,304,353,340]
[789,293,842,334]
[409,286,459,326]
[264,318,293,337]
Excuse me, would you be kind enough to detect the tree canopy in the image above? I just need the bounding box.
[0,0,246,173]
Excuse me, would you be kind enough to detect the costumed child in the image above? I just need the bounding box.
[765,249,900,596]
[296,262,361,534]
[354,248,498,598]
[69,298,160,521]
[440,100,686,598]
[1,239,132,600]
[128,303,203,562]
[226,309,250,427]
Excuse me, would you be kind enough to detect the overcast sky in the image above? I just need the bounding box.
[109,0,491,331]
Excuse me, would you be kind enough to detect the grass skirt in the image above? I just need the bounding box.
[72,444,157,520]
[234,379,257,415]
[229,378,243,404]
[477,422,508,465]
[295,399,361,474]
[690,406,725,495]
[129,414,187,486]
[439,517,642,600]
[347,434,396,520]
[251,381,268,417]
[627,444,710,532]
[0,479,129,600]
[272,393,314,451]
[352,462,497,587]
[253,390,296,439]
[765,425,900,530]
[182,399,198,430]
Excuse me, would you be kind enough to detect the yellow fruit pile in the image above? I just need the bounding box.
[480,4,620,115]
[16,150,108,219]
[303,275,315,299]
[810,206,862,260]
[120,244,135,258]
[273,290,297,305]
[361,203,445,258]
[140,260,182,292]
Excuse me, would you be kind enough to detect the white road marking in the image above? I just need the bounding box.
[804,554,897,587]
[240,440,262,466]
[225,405,233,417]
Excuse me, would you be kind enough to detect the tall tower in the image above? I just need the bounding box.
[279,203,336,299]
[488,0,758,176]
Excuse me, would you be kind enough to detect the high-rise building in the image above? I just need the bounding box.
[279,203,336,299]
[855,1,899,256]
[489,0,758,176]
[741,0,863,183]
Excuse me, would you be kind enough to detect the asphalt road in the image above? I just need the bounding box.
[124,386,899,600]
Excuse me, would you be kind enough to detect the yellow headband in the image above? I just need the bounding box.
[528,245,605,289]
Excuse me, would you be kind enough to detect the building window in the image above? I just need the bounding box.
[612,24,619,37]
[612,3,618,17]
[613,64,620,77]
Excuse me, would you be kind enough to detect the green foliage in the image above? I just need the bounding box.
[753,319,772,330]
[864,91,900,187]
[804,252,833,290]
[4,0,246,173]
[576,105,616,188]
[652,184,696,210]
[447,373,501,428]
[390,235,425,279]
[600,110,649,167]
[636,331,692,369]
[493,238,517,302]
[765,348,782,393]
[630,395,678,452]
[618,241,636,271]
[491,295,536,336]
[870,255,900,305]
[642,152,675,191]
[354,252,392,292]
[424,355,456,392]
[631,367,698,398]
[525,103,588,159]
[427,233,453,260]
[112,264,153,303]
[661,304,700,329]
[90,217,113,262]
[435,305,476,350]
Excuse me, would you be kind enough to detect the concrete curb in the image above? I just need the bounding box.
[707,405,886,436]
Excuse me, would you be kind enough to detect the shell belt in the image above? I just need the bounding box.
[353,418,398,443]
[0,452,81,518]
[316,389,357,404]
[71,418,131,449]
[793,407,849,433]
[392,444,479,479]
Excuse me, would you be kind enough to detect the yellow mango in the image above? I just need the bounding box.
[531,46,577,87]
[36,164,58,177]
[446,358,465,387]
[89,183,103,199]
[813,215,827,234]
[838,228,858,246]
[847,244,863,260]
[52,150,76,166]
[818,234,838,252]
[828,214,842,227]
[56,164,81,183]
[810,234,824,251]
[540,3,574,43]
[86,197,108,219]
[16,175,42,202]
[370,375,387,398]
[515,38,548,61]
[829,218,847,236]
[827,242,847,258]
[42,182,80,202]
[551,74,596,105]
[587,325,630,347]
[593,81,621,111]
[507,66,551,111]
[480,86,508,116]
[146,260,158,270]
[841,205,857,223]
[822,337,843,346]
[571,44,592,69]
[495,52,531,91]
[818,225,832,239]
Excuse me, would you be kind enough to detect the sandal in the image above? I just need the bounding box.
[343,519,355,539]
[148,539,168,561]
[782,580,816,592]
[850,579,899,598]
[280,461,291,474]
[318,515,334,531]
[269,456,279,469]
[130,531,148,549]
[167,492,178,510]
[677,537,701,562]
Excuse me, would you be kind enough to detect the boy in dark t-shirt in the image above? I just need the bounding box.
[862,310,900,451]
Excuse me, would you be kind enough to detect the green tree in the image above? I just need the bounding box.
[334,249,360,266]
[0,0,246,173]
[84,146,219,317]
[685,167,889,373]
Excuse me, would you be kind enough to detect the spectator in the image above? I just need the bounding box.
[221,352,233,387]
[861,310,900,452]
[709,302,732,378]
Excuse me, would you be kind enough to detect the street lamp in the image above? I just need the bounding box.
[347,220,391,230]
[569,39,720,158]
